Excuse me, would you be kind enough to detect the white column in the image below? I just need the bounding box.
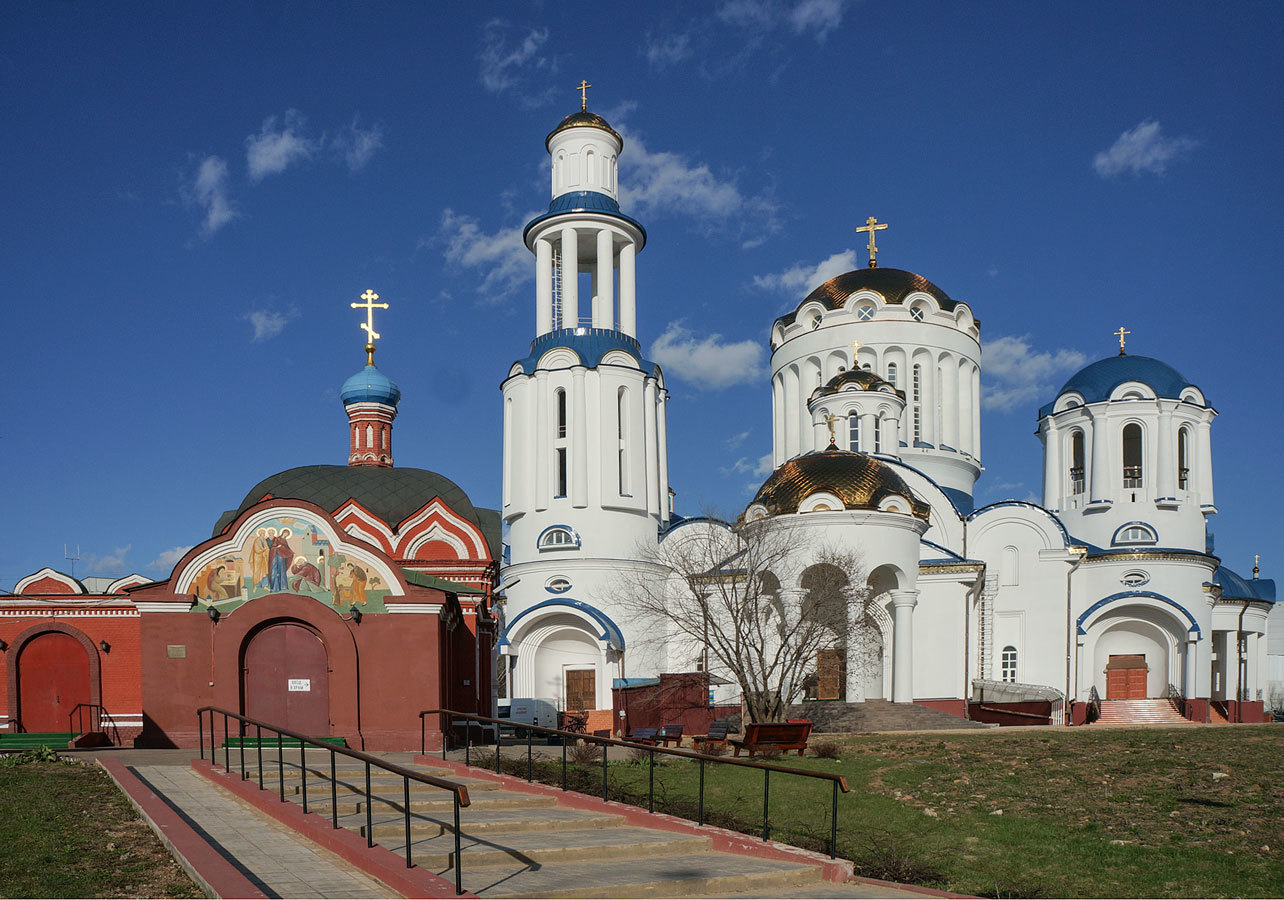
[1183,639,1197,702]
[1197,420,1214,508]
[959,361,973,455]
[812,414,828,451]
[941,357,959,450]
[536,238,553,335]
[1225,630,1242,706]
[571,367,588,508]
[1156,404,1175,499]
[861,412,877,454]
[594,229,613,329]
[656,389,670,522]
[644,379,660,519]
[772,375,784,466]
[782,366,799,461]
[1042,421,1060,509]
[1089,409,1111,501]
[534,371,550,511]
[560,226,578,329]
[890,590,918,703]
[972,365,981,461]
[920,357,935,446]
[619,243,636,337]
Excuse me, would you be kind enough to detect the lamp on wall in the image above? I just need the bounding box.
[208,606,220,622]
[0,639,7,651]
[350,607,362,625]
[99,640,110,653]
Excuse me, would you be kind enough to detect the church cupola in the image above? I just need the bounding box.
[341,289,399,468]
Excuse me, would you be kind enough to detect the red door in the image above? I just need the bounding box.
[18,632,91,733]
[1106,654,1148,699]
[243,623,330,736]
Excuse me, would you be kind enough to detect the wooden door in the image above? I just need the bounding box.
[565,669,596,711]
[816,649,847,701]
[1106,654,1148,699]
[18,632,91,733]
[243,623,330,735]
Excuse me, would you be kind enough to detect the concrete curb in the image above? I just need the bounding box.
[99,758,268,900]
[193,758,474,899]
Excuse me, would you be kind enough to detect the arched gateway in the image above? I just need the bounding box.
[242,621,331,736]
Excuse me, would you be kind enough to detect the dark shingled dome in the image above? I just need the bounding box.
[749,447,930,520]
[212,465,500,558]
[774,268,959,331]
[545,110,622,149]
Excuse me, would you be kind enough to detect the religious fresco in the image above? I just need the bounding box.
[187,515,390,614]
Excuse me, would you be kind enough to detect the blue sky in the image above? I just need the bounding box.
[3,1,1281,587]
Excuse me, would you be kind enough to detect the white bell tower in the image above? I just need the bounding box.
[498,87,671,713]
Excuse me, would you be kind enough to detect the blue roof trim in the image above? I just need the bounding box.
[880,458,965,519]
[1077,590,1201,636]
[969,501,1073,545]
[499,597,626,650]
[512,328,662,377]
[940,486,974,516]
[523,190,647,246]
[1212,566,1276,603]
[921,539,965,561]
[659,514,731,541]
[1040,355,1202,417]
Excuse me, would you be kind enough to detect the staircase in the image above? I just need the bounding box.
[221,748,849,898]
[790,700,991,733]
[0,731,78,750]
[1093,699,1192,726]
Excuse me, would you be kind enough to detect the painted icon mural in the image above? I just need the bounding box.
[187,515,390,613]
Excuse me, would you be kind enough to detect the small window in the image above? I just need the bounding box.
[1001,646,1018,683]
[555,447,568,498]
[1122,423,1143,489]
[809,312,822,329]
[1177,428,1190,490]
[910,305,925,322]
[546,577,572,593]
[556,389,568,439]
[1070,431,1085,495]
[1112,522,1158,546]
[848,413,859,451]
[538,526,579,550]
[887,362,897,387]
[856,304,875,321]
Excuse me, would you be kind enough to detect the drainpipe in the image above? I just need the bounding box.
[1064,547,1085,725]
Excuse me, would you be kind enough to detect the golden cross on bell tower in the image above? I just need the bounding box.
[576,80,591,111]
[1114,325,1131,356]
[851,340,863,368]
[856,216,888,268]
[823,412,842,447]
[351,289,390,365]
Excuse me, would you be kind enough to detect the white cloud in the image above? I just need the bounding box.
[478,22,552,98]
[721,453,773,477]
[645,32,692,69]
[242,308,298,342]
[1093,120,1198,178]
[726,430,751,449]
[753,249,856,296]
[188,155,237,236]
[717,0,776,28]
[148,545,193,572]
[82,545,131,574]
[435,208,533,302]
[333,118,383,172]
[246,110,316,181]
[790,0,846,40]
[982,334,1087,412]
[619,130,780,243]
[650,321,766,389]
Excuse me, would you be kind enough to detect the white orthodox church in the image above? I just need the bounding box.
[496,101,1275,727]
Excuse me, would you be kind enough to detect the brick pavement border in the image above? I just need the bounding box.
[193,758,471,899]
[100,758,269,900]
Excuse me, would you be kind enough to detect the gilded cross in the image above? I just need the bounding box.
[856,216,888,268]
[823,412,842,446]
[352,289,389,364]
[1114,325,1130,356]
[576,80,591,111]
[851,340,862,367]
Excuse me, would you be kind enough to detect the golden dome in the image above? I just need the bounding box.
[811,368,902,402]
[545,110,623,150]
[748,447,929,520]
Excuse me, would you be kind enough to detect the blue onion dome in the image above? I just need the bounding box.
[341,365,401,407]
[1039,355,1201,417]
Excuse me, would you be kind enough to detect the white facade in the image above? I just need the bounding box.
[497,105,1275,725]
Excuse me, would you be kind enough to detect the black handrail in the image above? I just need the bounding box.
[198,707,471,894]
[68,703,122,746]
[421,708,850,858]
[1165,683,1186,718]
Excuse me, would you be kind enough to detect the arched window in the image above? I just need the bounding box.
[1112,522,1158,546]
[1001,546,1019,586]
[912,364,923,443]
[1122,423,1143,488]
[886,362,897,388]
[847,413,859,451]
[556,389,568,439]
[1178,427,1190,490]
[366,424,373,448]
[1070,431,1085,495]
[538,525,580,550]
[856,303,875,321]
[584,148,595,187]
[1001,646,1018,683]
[617,387,630,496]
[874,417,882,453]
[910,305,926,322]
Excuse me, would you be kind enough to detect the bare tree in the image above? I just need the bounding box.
[612,516,870,722]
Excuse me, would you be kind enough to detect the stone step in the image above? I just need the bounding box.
[452,850,824,898]
[237,764,502,790]
[347,805,630,839]
[305,789,558,817]
[376,825,713,870]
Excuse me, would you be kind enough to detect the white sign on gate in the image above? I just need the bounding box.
[287,679,311,692]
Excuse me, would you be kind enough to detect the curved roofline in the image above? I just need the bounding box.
[966,500,1072,545]
[499,597,626,650]
[1039,355,1203,418]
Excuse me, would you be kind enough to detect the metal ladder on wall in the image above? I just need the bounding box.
[978,573,997,680]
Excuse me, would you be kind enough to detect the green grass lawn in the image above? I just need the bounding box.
[499,725,1284,898]
[0,755,201,899]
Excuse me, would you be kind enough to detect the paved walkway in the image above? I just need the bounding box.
[129,764,394,899]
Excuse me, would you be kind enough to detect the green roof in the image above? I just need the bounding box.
[401,569,486,595]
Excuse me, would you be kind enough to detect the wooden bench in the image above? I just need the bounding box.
[656,723,684,747]
[691,720,732,753]
[625,727,659,745]
[729,721,812,758]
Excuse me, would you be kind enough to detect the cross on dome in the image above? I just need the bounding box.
[1114,325,1131,356]
[823,412,841,447]
[576,80,591,111]
[856,216,888,268]
[851,339,863,366]
[352,289,390,365]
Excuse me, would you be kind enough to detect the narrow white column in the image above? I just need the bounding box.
[1197,420,1214,508]
[536,238,553,335]
[595,229,613,329]
[656,388,670,522]
[782,366,799,461]
[1089,409,1111,501]
[644,379,660,519]
[1225,630,1242,706]
[1042,421,1060,509]
[959,361,973,455]
[560,226,579,329]
[941,357,959,450]
[971,365,981,460]
[534,371,550,511]
[571,367,588,508]
[861,412,877,453]
[1156,404,1175,499]
[619,243,636,336]
[772,375,784,466]
[920,356,935,446]
[890,590,918,703]
[883,413,900,455]
[812,413,828,451]
[1183,639,1197,703]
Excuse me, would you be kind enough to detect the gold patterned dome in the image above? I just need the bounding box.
[811,368,902,402]
[546,110,623,150]
[747,447,930,520]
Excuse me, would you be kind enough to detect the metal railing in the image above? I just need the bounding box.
[198,707,471,894]
[69,703,122,746]
[421,708,850,857]
[1165,683,1186,718]
[1087,686,1101,723]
